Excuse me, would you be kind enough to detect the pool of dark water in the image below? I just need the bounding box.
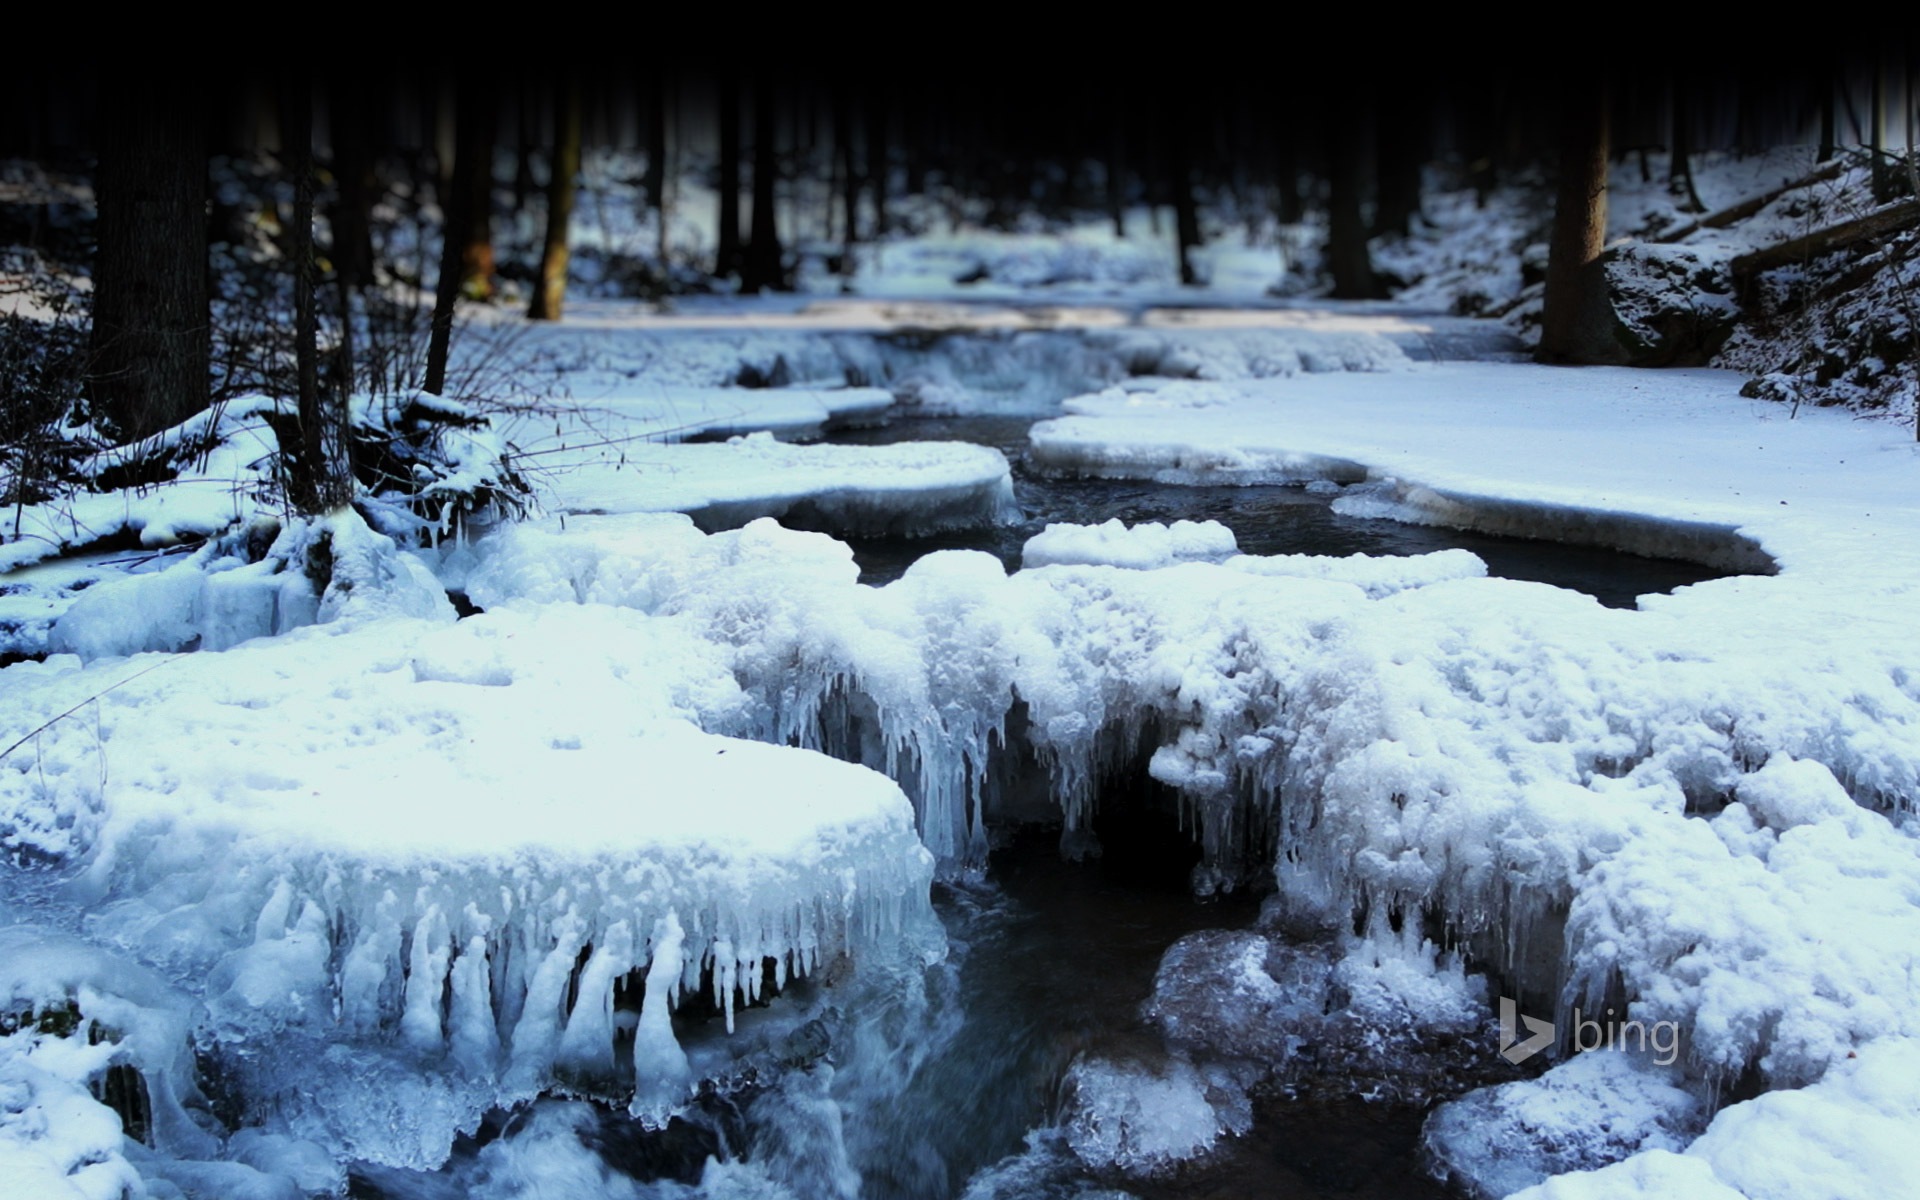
[831,417,1728,608]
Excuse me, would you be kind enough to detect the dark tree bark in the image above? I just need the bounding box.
[327,80,376,292]
[643,73,667,214]
[1538,84,1622,365]
[1107,101,1129,239]
[529,82,581,321]
[1668,75,1705,215]
[424,79,487,395]
[1817,61,1838,164]
[1374,108,1424,238]
[1326,105,1381,299]
[741,79,786,293]
[1872,55,1893,202]
[834,87,858,269]
[455,86,495,300]
[90,79,209,440]
[1170,127,1202,286]
[282,74,346,513]
[866,94,890,237]
[716,71,742,279]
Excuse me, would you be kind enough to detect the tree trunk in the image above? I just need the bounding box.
[716,71,742,280]
[456,86,495,301]
[1538,84,1622,365]
[741,79,786,293]
[835,89,859,276]
[643,73,667,214]
[424,80,485,395]
[867,96,889,237]
[327,80,376,292]
[1327,105,1380,299]
[1170,127,1202,286]
[90,78,209,440]
[529,83,580,321]
[283,74,346,513]
[1669,75,1705,214]
[1374,109,1424,238]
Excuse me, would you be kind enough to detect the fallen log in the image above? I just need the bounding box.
[1730,198,1920,279]
[1654,159,1847,244]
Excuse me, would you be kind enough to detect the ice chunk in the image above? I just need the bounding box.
[1422,1051,1707,1198]
[1021,519,1238,570]
[1062,1054,1246,1177]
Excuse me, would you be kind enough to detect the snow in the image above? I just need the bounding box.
[515,429,1020,538]
[1424,1050,1707,1198]
[1061,1054,1244,1176]
[1,516,939,1172]
[1022,519,1238,570]
[1506,1038,1920,1200]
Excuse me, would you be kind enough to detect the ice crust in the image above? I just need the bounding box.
[3,516,938,1171]
[464,479,1920,1106]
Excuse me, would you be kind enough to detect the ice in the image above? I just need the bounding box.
[1505,1038,1920,1200]
[1145,925,1491,1104]
[495,386,894,449]
[522,431,1020,539]
[1060,1054,1245,1177]
[1021,519,1238,570]
[1,526,939,1168]
[1423,1051,1707,1198]
[1224,546,1488,597]
[49,512,449,663]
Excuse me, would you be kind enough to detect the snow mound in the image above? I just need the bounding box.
[1225,546,1488,597]
[523,431,1020,538]
[2,584,938,1165]
[1145,927,1491,1105]
[1506,1038,1920,1200]
[1423,1051,1707,1198]
[1061,1054,1247,1177]
[1021,519,1238,570]
[49,511,451,662]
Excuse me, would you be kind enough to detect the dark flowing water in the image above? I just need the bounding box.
[831,416,1728,608]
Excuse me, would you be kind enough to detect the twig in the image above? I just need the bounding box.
[0,658,173,765]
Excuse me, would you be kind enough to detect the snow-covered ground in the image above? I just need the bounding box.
[6,160,1920,1195]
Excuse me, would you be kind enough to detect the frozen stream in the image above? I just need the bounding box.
[831,416,1729,608]
[344,400,1738,1199]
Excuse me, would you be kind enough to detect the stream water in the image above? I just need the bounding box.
[352,400,1733,1198]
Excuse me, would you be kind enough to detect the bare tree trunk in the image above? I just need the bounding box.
[90,79,209,440]
[1327,103,1381,299]
[424,79,484,395]
[835,89,859,277]
[327,80,376,292]
[716,71,742,280]
[1170,129,1202,286]
[643,73,667,214]
[1669,75,1705,214]
[282,74,346,512]
[741,79,786,293]
[1538,83,1623,365]
[1374,108,1424,238]
[529,82,581,321]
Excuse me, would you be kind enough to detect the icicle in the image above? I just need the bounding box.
[505,910,587,1091]
[631,911,693,1126]
[338,891,402,1037]
[448,936,500,1078]
[713,938,737,1033]
[401,907,451,1055]
[556,920,634,1078]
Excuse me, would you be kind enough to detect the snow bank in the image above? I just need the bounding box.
[48,511,450,662]
[515,429,1019,538]
[1061,1054,1247,1176]
[1022,519,1238,569]
[1423,1051,1706,1198]
[2,527,938,1167]
[1507,1037,1920,1200]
